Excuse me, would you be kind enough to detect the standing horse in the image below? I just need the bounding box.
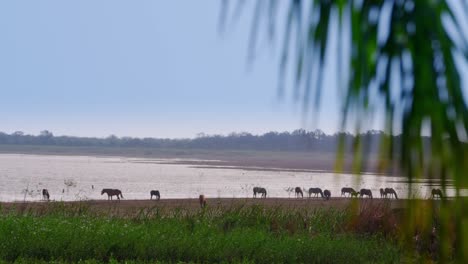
[380,188,386,198]
[150,190,160,200]
[360,189,373,199]
[384,188,398,199]
[199,194,207,208]
[101,189,123,200]
[351,191,360,198]
[308,188,323,198]
[431,189,443,199]
[323,189,331,200]
[341,187,356,197]
[253,187,267,198]
[295,187,303,198]
[42,189,50,201]
[253,187,262,198]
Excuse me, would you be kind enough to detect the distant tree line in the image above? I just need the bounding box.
[0,129,420,153]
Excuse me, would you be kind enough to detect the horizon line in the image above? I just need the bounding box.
[1,129,399,140]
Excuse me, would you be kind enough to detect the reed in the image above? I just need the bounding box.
[0,203,405,263]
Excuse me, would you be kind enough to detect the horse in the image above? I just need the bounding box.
[42,189,50,201]
[384,188,398,199]
[253,187,267,198]
[380,188,386,198]
[295,187,303,198]
[341,187,356,197]
[150,190,160,200]
[101,189,123,200]
[323,189,331,200]
[360,188,373,199]
[308,188,323,198]
[253,187,261,198]
[431,188,443,199]
[199,194,207,208]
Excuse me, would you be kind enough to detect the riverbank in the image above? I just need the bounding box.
[0,197,412,215]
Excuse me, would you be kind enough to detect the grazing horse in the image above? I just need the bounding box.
[308,188,323,198]
[384,188,398,199]
[253,187,267,198]
[323,190,331,200]
[295,187,303,198]
[101,189,123,200]
[42,189,50,201]
[360,189,373,199]
[351,191,360,198]
[199,194,207,208]
[431,189,443,199]
[380,188,386,198]
[150,190,160,200]
[341,187,356,197]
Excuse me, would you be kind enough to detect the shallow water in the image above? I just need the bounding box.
[0,154,464,202]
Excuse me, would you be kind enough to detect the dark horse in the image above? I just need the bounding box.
[253,187,267,198]
[431,188,443,199]
[101,189,123,200]
[308,188,323,198]
[341,187,356,197]
[323,189,331,200]
[42,189,50,201]
[199,194,207,208]
[295,187,303,198]
[360,188,373,199]
[150,190,160,200]
[380,188,386,198]
[384,188,398,199]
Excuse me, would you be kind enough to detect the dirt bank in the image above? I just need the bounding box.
[0,197,412,216]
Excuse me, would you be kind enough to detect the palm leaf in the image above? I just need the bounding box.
[222,0,468,261]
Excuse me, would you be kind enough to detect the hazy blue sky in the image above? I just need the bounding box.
[2,1,463,138]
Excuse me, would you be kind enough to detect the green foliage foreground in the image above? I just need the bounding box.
[223,1,468,261]
[0,204,403,264]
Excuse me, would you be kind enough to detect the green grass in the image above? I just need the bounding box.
[0,205,402,263]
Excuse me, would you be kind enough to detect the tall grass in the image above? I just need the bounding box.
[0,203,402,263]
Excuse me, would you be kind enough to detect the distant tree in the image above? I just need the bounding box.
[105,135,119,146]
[196,132,207,138]
[38,130,54,144]
[0,129,420,158]
[12,131,24,137]
[39,130,53,137]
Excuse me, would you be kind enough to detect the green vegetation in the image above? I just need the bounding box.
[0,203,405,263]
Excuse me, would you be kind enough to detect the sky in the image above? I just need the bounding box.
[0,1,465,139]
[0,1,305,138]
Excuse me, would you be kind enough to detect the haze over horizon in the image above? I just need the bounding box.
[1,128,388,140]
[2,1,391,138]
